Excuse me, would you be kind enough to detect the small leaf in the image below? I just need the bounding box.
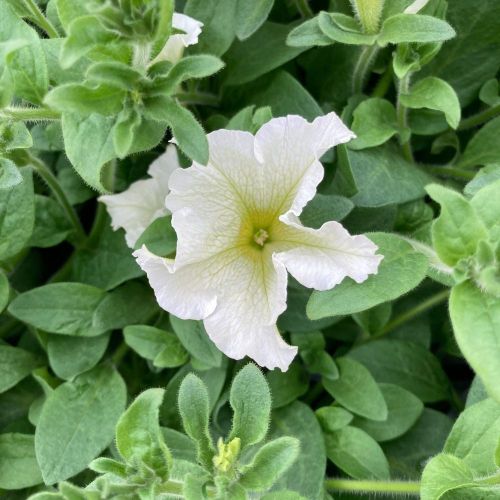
[316,407,353,432]
[459,116,500,168]
[0,158,23,190]
[0,345,41,394]
[318,12,377,45]
[235,0,274,40]
[286,17,332,47]
[229,363,271,449]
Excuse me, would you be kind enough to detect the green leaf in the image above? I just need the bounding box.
[325,426,390,479]
[421,454,475,500]
[235,0,274,40]
[444,398,500,476]
[426,184,488,266]
[239,437,300,491]
[459,116,500,168]
[29,195,71,248]
[0,158,22,190]
[352,383,424,442]
[170,316,222,368]
[224,22,307,86]
[307,233,428,319]
[0,433,42,489]
[323,357,388,421]
[229,363,271,449]
[9,283,107,336]
[135,215,177,257]
[318,12,377,46]
[401,77,461,129]
[35,364,126,484]
[350,98,399,150]
[378,14,456,45]
[0,269,8,313]
[47,334,110,380]
[0,345,41,394]
[316,406,353,432]
[266,363,309,409]
[471,179,500,241]
[45,83,125,116]
[0,168,35,262]
[124,325,188,368]
[300,194,354,228]
[112,109,142,159]
[286,17,332,47]
[349,339,450,402]
[450,281,500,403]
[85,61,142,90]
[62,113,116,192]
[178,373,214,468]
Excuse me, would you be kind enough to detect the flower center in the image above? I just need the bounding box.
[253,228,269,246]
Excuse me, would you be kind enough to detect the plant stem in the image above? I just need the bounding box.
[352,45,379,95]
[374,289,450,339]
[24,0,59,38]
[325,478,420,495]
[396,73,414,162]
[458,103,500,131]
[111,343,129,366]
[0,107,60,122]
[372,66,393,98]
[425,165,476,181]
[29,155,87,245]
[294,0,314,18]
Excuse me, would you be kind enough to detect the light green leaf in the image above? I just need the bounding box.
[325,426,390,479]
[319,12,377,46]
[450,281,500,403]
[349,339,449,402]
[378,14,456,45]
[458,116,500,168]
[235,0,274,40]
[286,17,332,47]
[0,345,41,394]
[470,179,500,241]
[401,77,461,129]
[86,61,142,90]
[229,363,271,449]
[0,433,42,489]
[300,194,354,228]
[135,215,177,257]
[29,195,71,248]
[307,233,428,319]
[0,269,8,313]
[352,383,424,442]
[35,364,126,484]
[323,357,388,421]
[350,98,399,150]
[0,158,22,190]
[316,407,353,432]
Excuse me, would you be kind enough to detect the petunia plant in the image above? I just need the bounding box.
[1,0,500,499]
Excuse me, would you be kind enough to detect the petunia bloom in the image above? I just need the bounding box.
[99,145,180,248]
[152,13,204,65]
[134,113,383,371]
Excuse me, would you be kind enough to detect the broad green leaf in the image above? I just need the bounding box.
[170,316,222,368]
[161,427,197,462]
[421,454,475,500]
[325,426,390,479]
[235,0,274,40]
[307,233,428,319]
[444,398,500,476]
[401,77,461,129]
[450,281,500,403]
[269,402,325,499]
[0,345,41,394]
[466,377,489,408]
[266,363,309,409]
[378,14,455,45]
[350,98,399,150]
[458,116,500,168]
[86,61,142,90]
[0,158,22,190]
[229,364,271,449]
[9,283,107,336]
[178,374,214,468]
[135,215,177,257]
[0,433,42,489]
[479,79,500,107]
[349,339,449,402]
[352,383,424,442]
[0,269,9,313]
[29,195,71,248]
[47,334,110,380]
[224,22,307,86]
[470,179,500,241]
[239,437,300,491]
[286,17,332,47]
[426,184,488,266]
[300,194,354,228]
[0,168,35,262]
[319,12,377,46]
[124,325,188,368]
[35,364,126,484]
[323,357,388,421]
[316,407,353,432]
[54,0,87,29]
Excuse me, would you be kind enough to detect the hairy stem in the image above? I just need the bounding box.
[396,73,414,162]
[325,478,420,495]
[458,103,500,130]
[294,0,314,18]
[352,45,380,95]
[24,0,59,38]
[425,165,476,181]
[29,155,87,245]
[0,107,60,122]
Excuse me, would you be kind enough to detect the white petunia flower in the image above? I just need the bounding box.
[404,0,431,14]
[99,145,180,248]
[152,13,204,65]
[134,113,383,371]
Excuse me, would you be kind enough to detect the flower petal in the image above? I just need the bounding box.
[273,215,383,291]
[99,145,179,247]
[253,113,355,217]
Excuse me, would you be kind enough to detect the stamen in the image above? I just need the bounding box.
[253,228,269,246]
